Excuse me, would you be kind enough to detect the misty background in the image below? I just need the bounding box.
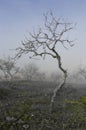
[0,0,86,84]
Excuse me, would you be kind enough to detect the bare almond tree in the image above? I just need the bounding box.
[79,66,86,79]
[0,56,19,81]
[21,63,39,81]
[15,11,74,112]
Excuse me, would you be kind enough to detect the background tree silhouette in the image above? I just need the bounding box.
[0,56,19,81]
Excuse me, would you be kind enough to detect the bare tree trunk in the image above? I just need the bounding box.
[49,54,67,113]
[49,75,66,113]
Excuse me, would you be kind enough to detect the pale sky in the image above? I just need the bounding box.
[0,0,86,74]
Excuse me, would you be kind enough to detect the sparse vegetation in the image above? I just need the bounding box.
[0,81,86,129]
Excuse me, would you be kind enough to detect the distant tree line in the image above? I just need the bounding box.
[0,56,62,82]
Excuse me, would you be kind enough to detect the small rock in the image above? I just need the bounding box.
[23,124,29,129]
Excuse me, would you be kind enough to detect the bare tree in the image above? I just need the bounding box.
[0,56,19,81]
[79,66,86,79]
[15,11,74,112]
[21,63,39,81]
